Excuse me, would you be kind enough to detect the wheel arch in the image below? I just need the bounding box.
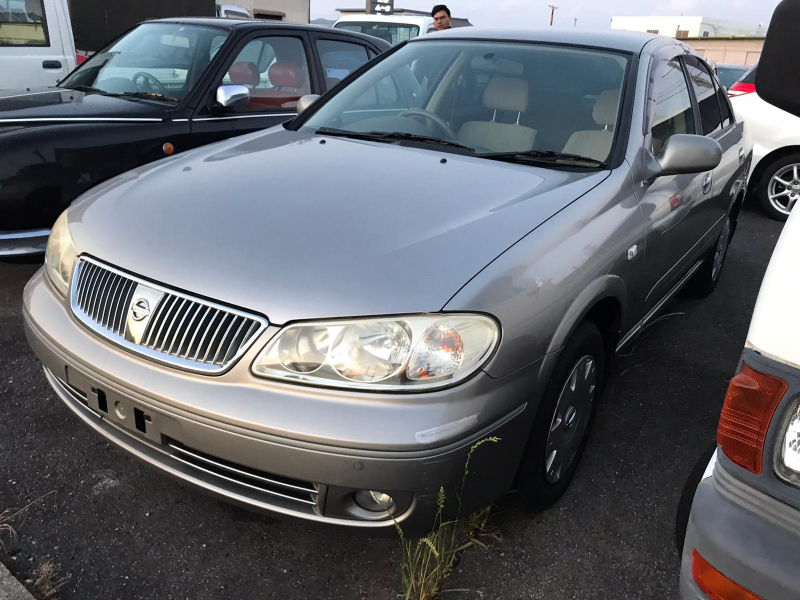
[749,145,800,191]
[545,276,626,389]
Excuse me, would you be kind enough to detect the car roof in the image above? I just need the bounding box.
[413,27,663,53]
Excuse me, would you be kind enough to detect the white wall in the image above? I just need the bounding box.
[610,16,762,38]
[611,16,703,37]
[225,0,310,23]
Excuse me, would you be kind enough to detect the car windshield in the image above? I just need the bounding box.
[717,65,748,89]
[300,40,629,165]
[59,23,231,103]
[335,21,420,45]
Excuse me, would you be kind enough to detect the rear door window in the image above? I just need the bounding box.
[0,0,48,46]
[684,58,723,135]
[316,38,370,89]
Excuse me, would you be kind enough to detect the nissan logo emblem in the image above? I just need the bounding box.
[130,298,151,321]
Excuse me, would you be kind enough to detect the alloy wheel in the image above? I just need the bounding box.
[544,355,597,484]
[767,164,800,215]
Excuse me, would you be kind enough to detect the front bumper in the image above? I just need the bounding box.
[0,228,49,256]
[679,464,800,599]
[23,268,537,534]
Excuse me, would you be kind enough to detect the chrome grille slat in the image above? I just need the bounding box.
[158,297,188,352]
[70,257,267,374]
[168,442,318,506]
[183,305,212,360]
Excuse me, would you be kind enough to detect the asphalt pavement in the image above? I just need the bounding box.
[0,202,785,600]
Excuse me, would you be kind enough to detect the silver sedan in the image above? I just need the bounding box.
[25,27,751,534]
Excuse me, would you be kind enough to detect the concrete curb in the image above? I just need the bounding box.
[0,562,35,600]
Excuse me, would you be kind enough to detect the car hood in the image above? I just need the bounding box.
[68,127,610,325]
[0,88,168,121]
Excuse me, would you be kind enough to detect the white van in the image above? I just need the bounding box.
[216,3,251,19]
[333,14,437,45]
[0,0,76,90]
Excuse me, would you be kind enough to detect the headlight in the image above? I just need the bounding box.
[44,210,77,297]
[252,314,499,391]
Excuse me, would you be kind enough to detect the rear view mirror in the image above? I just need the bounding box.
[297,94,321,114]
[647,135,722,178]
[161,34,191,48]
[215,85,250,111]
[757,1,800,117]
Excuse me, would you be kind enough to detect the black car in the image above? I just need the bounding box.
[0,18,390,256]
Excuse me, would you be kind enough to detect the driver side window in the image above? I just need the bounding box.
[222,36,312,111]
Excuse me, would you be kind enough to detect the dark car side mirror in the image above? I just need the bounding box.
[645,135,723,180]
[215,84,250,111]
[757,1,800,118]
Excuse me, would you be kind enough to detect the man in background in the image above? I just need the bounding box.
[432,5,452,30]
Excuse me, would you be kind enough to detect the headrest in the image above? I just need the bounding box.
[228,61,259,87]
[593,90,620,126]
[483,77,528,114]
[269,61,301,88]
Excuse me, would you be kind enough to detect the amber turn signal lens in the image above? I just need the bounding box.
[717,363,788,474]
[691,550,763,600]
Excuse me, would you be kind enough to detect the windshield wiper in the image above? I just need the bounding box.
[316,128,474,152]
[481,150,606,168]
[117,91,179,103]
[63,85,106,94]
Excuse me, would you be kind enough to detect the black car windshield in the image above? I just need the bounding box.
[334,21,420,45]
[300,40,629,164]
[60,23,231,102]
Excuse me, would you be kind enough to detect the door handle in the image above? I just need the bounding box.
[702,173,713,195]
[42,60,62,69]
[739,147,746,165]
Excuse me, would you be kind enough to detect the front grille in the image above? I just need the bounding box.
[167,441,319,508]
[70,257,268,374]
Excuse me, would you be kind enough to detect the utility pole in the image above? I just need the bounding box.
[574,17,577,27]
[548,4,558,26]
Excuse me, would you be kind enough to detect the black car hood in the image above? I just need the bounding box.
[0,88,169,121]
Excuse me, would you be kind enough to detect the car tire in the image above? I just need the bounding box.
[684,213,732,298]
[675,442,717,552]
[758,154,800,221]
[517,320,605,511]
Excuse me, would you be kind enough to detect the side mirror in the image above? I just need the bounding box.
[297,94,321,114]
[646,135,723,179]
[757,1,800,117]
[215,84,250,111]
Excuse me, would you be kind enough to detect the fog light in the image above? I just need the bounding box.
[353,490,395,513]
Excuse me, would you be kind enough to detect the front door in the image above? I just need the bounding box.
[635,53,710,314]
[190,31,317,143]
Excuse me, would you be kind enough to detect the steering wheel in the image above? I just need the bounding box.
[398,108,457,140]
[132,71,170,97]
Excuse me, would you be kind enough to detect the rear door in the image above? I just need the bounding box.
[0,0,73,90]
[190,29,318,142]
[683,55,745,228]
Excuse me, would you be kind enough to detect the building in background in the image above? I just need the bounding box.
[336,7,471,28]
[685,36,763,66]
[224,0,310,22]
[611,16,763,39]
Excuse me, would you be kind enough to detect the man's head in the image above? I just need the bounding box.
[431,4,451,30]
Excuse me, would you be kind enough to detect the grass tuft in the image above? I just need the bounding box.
[33,561,70,599]
[397,437,501,600]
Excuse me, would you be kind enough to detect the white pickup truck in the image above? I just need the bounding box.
[0,0,77,90]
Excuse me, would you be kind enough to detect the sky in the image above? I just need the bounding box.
[310,0,782,30]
